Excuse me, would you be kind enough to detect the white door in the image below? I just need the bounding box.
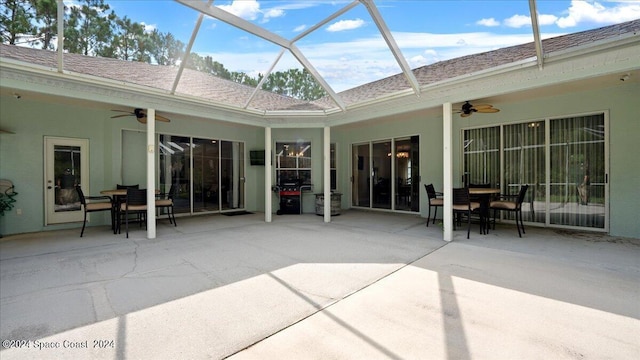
[44,137,89,225]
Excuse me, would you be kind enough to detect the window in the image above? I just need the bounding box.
[275,141,311,185]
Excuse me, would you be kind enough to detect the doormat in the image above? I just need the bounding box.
[222,211,254,216]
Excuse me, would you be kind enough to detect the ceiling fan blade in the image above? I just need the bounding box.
[111,114,132,119]
[477,108,500,113]
[137,117,147,124]
[155,114,171,122]
[460,112,471,117]
[471,103,493,110]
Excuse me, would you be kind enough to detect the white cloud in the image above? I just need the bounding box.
[262,8,284,23]
[538,14,560,26]
[217,0,261,21]
[294,24,307,33]
[477,18,500,27]
[326,18,365,32]
[504,14,531,28]
[556,0,640,28]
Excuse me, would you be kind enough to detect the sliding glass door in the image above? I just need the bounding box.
[157,135,245,214]
[352,136,420,212]
[463,113,607,231]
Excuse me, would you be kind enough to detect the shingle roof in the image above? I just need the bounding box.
[2,19,638,112]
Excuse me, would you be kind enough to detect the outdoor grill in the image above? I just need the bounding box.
[275,180,310,215]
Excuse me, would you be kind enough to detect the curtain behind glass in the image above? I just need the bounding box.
[463,127,500,187]
[503,122,545,224]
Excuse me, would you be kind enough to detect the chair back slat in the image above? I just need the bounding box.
[469,183,491,188]
[117,184,139,189]
[425,184,437,199]
[126,188,147,206]
[452,187,470,205]
[516,185,529,206]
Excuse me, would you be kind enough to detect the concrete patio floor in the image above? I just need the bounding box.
[0,210,638,359]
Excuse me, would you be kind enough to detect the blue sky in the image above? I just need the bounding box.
[89,1,640,91]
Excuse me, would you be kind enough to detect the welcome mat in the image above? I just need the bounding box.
[222,211,254,216]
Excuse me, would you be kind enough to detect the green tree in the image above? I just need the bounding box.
[0,0,34,45]
[262,68,326,101]
[31,0,56,49]
[64,0,115,56]
[148,30,184,65]
[112,16,140,60]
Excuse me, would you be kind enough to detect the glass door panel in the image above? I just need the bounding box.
[221,140,245,210]
[395,138,412,211]
[372,141,391,209]
[192,138,219,212]
[159,135,190,214]
[463,127,500,187]
[352,143,370,207]
[549,115,606,228]
[503,122,545,224]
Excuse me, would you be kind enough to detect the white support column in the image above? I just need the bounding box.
[323,126,331,223]
[443,102,453,242]
[146,108,157,239]
[265,127,272,222]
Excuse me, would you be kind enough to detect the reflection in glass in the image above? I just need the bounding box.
[275,141,311,185]
[193,138,219,212]
[54,145,81,212]
[372,141,391,209]
[221,141,244,210]
[159,135,190,214]
[352,143,370,207]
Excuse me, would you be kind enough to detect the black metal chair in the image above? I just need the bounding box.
[155,192,177,226]
[489,185,529,237]
[452,187,481,239]
[424,184,443,226]
[76,186,113,237]
[468,183,493,234]
[119,188,147,238]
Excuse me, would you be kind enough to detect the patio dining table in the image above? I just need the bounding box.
[100,189,160,234]
[468,187,500,234]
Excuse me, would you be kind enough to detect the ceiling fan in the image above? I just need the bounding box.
[111,108,170,123]
[456,101,500,117]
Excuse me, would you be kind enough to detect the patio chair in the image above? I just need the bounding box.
[119,188,147,238]
[156,192,177,226]
[452,187,481,239]
[424,184,443,226]
[76,186,113,237]
[489,185,529,237]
